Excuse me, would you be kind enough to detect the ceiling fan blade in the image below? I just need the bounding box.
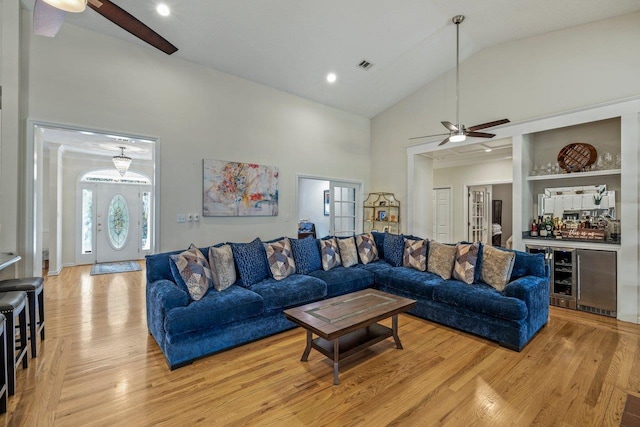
[33,0,67,37]
[87,0,178,55]
[467,119,510,132]
[441,121,458,131]
[409,133,450,141]
[466,131,495,138]
[438,137,451,146]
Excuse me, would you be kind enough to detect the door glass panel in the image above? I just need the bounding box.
[82,189,93,254]
[108,194,129,249]
[141,192,151,251]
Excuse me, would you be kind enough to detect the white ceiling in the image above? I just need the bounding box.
[22,0,640,119]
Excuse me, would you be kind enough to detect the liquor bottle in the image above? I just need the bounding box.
[530,220,538,237]
[539,217,548,237]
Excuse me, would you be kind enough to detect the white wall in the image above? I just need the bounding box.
[25,16,370,253]
[433,158,513,242]
[297,178,330,238]
[371,12,640,214]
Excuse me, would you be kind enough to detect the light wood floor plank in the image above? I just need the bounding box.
[0,263,638,426]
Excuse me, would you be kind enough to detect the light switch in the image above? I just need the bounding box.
[177,214,186,223]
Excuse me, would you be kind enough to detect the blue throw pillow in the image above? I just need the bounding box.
[230,238,269,287]
[290,236,322,274]
[383,232,404,267]
[371,231,385,259]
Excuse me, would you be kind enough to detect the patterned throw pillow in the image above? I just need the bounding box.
[403,238,427,271]
[356,233,379,264]
[208,244,237,291]
[480,245,516,291]
[383,232,404,267]
[337,237,358,268]
[290,236,322,274]
[264,238,296,280]
[169,244,212,301]
[427,241,457,280]
[452,242,480,284]
[230,238,269,287]
[320,238,342,271]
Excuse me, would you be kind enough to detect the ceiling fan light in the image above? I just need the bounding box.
[450,134,466,143]
[42,0,87,13]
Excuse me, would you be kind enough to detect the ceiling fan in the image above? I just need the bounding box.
[410,15,509,146]
[33,0,178,55]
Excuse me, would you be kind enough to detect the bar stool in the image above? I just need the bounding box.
[0,277,45,358]
[0,291,28,395]
[0,314,7,413]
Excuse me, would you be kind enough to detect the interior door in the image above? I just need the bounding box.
[96,184,141,263]
[330,182,359,237]
[433,188,452,242]
[468,185,490,244]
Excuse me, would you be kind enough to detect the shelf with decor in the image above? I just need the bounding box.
[363,192,400,234]
[527,169,621,181]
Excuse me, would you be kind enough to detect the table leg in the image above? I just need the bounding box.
[301,330,312,362]
[333,338,340,385]
[392,315,403,349]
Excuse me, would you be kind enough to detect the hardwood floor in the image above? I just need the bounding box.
[1,263,639,426]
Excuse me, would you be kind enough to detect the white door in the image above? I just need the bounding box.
[329,182,360,237]
[96,184,141,263]
[468,185,490,244]
[433,188,452,242]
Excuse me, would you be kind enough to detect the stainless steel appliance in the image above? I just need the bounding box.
[551,247,577,309]
[576,249,617,317]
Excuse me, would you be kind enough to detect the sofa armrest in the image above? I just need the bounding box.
[503,275,549,336]
[146,279,190,344]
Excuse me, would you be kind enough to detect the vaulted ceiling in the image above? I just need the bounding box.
[22,0,640,118]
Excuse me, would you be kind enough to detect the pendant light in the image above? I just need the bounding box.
[112,146,132,176]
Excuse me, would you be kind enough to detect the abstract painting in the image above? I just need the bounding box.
[203,159,279,217]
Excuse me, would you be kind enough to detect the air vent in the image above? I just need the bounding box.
[357,59,373,70]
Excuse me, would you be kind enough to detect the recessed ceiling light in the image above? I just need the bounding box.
[484,148,493,152]
[156,3,170,17]
[326,73,337,83]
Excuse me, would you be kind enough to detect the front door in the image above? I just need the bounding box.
[96,184,141,263]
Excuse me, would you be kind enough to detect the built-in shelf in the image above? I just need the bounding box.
[526,169,621,181]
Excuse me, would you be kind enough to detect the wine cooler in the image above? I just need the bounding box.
[551,248,576,309]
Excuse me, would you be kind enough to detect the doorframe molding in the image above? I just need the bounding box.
[24,119,160,276]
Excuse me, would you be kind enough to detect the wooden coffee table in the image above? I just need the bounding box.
[283,289,416,385]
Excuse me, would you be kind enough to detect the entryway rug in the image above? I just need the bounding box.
[90,261,141,276]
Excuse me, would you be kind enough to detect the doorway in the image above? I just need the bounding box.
[468,185,490,244]
[297,176,362,237]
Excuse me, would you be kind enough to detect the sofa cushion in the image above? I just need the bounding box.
[208,244,236,292]
[371,231,385,259]
[354,259,394,275]
[428,241,456,280]
[481,245,516,291]
[510,250,547,280]
[308,266,374,298]
[337,237,358,268]
[230,238,270,287]
[164,285,265,336]
[320,238,342,271]
[356,233,379,264]
[290,236,322,274]
[264,238,296,280]
[374,267,442,300]
[250,275,327,311]
[452,242,480,285]
[432,281,527,321]
[383,232,404,267]
[403,238,427,271]
[169,244,212,301]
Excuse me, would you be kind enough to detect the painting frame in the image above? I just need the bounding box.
[323,190,330,216]
[203,159,279,217]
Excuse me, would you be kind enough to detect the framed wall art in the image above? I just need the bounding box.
[203,159,279,217]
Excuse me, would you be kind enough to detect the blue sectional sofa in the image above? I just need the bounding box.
[146,233,549,369]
